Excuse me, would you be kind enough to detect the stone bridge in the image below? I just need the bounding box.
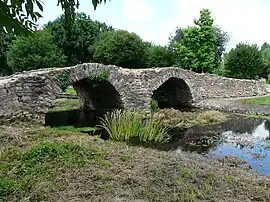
[0,63,269,123]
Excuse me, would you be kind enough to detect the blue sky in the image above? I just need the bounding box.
[38,0,270,51]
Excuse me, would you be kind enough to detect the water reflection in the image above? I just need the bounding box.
[45,109,270,175]
[173,117,270,175]
[45,109,103,127]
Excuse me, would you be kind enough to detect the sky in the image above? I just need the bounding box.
[38,0,270,51]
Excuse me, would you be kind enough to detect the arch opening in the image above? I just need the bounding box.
[152,77,193,109]
[72,78,124,112]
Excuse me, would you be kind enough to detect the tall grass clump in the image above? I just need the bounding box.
[100,110,142,142]
[140,119,168,142]
[100,110,167,143]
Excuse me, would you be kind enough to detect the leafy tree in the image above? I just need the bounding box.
[170,24,229,68]
[0,0,109,35]
[7,29,67,73]
[45,12,113,66]
[91,30,148,68]
[0,31,15,76]
[260,47,270,79]
[261,42,270,51]
[175,9,217,73]
[224,43,264,79]
[146,44,175,67]
[213,25,230,66]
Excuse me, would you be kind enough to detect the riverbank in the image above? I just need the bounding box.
[195,96,270,116]
[1,122,270,201]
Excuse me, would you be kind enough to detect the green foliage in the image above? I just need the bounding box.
[213,25,230,66]
[1,140,105,199]
[57,71,70,92]
[48,99,80,113]
[0,0,109,35]
[268,74,270,84]
[175,9,217,73]
[0,31,15,76]
[261,42,270,51]
[146,44,175,67]
[45,13,113,66]
[241,96,270,106]
[224,43,264,79]
[91,30,148,68]
[150,99,159,113]
[22,141,100,167]
[86,71,110,87]
[7,29,67,73]
[0,179,17,200]
[100,110,167,143]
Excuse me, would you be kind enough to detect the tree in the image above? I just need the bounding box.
[0,31,15,76]
[170,24,229,68]
[0,0,109,35]
[224,43,264,79]
[175,9,217,73]
[45,12,113,66]
[261,42,270,51]
[7,29,67,73]
[260,46,270,79]
[91,30,148,68]
[213,25,230,66]
[146,43,175,67]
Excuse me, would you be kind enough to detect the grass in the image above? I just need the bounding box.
[241,96,270,105]
[65,86,77,95]
[1,122,270,201]
[48,98,81,113]
[153,108,228,129]
[100,110,167,143]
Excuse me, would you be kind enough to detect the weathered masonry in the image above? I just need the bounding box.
[0,63,269,123]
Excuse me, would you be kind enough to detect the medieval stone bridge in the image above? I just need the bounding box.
[0,63,269,123]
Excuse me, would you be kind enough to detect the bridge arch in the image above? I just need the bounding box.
[151,77,193,109]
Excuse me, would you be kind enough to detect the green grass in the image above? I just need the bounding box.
[1,122,270,201]
[241,96,270,105]
[100,110,167,143]
[153,109,228,129]
[48,98,81,113]
[65,86,77,95]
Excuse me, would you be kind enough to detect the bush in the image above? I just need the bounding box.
[91,30,148,68]
[224,43,264,79]
[146,44,175,67]
[7,29,67,73]
[100,110,167,143]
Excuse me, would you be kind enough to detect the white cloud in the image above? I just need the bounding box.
[168,0,270,50]
[122,0,154,21]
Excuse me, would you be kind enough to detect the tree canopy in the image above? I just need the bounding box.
[45,12,113,66]
[7,29,67,73]
[224,43,264,79]
[0,0,109,35]
[91,30,149,68]
[174,9,217,73]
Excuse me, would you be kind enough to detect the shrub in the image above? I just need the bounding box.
[91,30,148,68]
[267,73,270,84]
[100,110,167,143]
[146,44,175,67]
[7,29,67,73]
[224,43,264,79]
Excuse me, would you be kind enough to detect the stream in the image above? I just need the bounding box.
[45,110,270,175]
